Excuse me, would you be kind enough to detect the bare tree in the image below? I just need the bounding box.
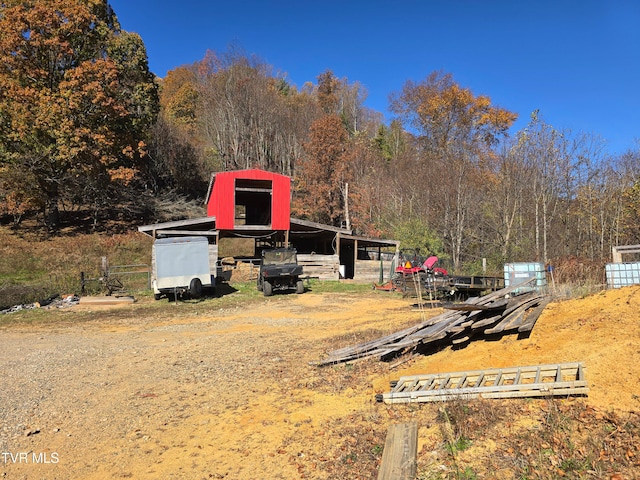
[513,112,574,263]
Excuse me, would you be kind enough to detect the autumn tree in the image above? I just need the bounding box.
[390,71,516,152]
[562,133,617,261]
[293,115,354,227]
[145,65,208,199]
[0,0,158,229]
[159,66,200,136]
[483,139,533,262]
[390,71,517,270]
[146,115,205,199]
[316,70,340,115]
[617,150,640,244]
[509,112,576,263]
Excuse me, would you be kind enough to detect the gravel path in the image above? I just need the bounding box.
[0,296,338,479]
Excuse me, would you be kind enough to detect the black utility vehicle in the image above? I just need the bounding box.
[257,248,304,296]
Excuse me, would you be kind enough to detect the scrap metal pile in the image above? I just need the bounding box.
[1,294,80,314]
[375,252,504,301]
[318,279,548,367]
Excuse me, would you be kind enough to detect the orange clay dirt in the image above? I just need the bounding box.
[1,285,639,479]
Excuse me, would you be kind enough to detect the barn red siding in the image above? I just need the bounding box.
[207,169,291,230]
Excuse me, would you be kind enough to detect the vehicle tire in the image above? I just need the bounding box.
[296,279,304,294]
[263,280,273,297]
[154,293,161,301]
[189,278,203,298]
[257,277,263,292]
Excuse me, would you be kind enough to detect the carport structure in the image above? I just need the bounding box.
[138,215,399,282]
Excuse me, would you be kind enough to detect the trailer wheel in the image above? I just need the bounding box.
[154,293,161,301]
[296,279,304,294]
[263,280,273,297]
[189,278,203,298]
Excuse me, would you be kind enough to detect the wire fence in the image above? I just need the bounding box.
[80,259,150,296]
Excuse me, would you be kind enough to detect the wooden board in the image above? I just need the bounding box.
[355,259,395,282]
[443,298,509,311]
[377,423,418,480]
[518,297,552,333]
[79,296,135,305]
[297,254,339,280]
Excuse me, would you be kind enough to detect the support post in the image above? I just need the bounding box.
[353,239,358,280]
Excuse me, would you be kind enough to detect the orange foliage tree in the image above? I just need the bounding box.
[390,71,516,152]
[159,66,201,136]
[293,115,354,227]
[390,71,518,269]
[0,0,158,229]
[147,65,206,198]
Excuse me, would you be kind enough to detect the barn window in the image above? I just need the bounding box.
[234,179,272,226]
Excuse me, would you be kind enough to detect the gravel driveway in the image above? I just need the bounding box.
[1,292,406,479]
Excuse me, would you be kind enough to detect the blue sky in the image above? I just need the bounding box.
[109,0,640,156]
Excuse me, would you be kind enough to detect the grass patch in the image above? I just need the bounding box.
[0,277,381,327]
[0,226,153,307]
[303,279,379,294]
[0,225,382,309]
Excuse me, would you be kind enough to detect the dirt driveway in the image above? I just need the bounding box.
[1,286,639,479]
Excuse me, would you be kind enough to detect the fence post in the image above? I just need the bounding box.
[101,256,109,277]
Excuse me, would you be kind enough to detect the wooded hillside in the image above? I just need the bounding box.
[1,1,639,280]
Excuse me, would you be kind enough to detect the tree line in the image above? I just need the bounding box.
[1,1,639,279]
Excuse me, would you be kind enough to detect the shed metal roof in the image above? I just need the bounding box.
[138,216,397,249]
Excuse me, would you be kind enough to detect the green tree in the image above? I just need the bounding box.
[0,0,158,230]
[394,217,444,257]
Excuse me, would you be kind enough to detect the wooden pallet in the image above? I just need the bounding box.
[376,362,588,404]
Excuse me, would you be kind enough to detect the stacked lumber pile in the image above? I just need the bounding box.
[317,279,549,367]
[297,254,340,280]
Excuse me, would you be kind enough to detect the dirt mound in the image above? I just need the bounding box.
[386,285,640,412]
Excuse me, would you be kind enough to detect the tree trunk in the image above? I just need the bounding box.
[343,182,351,230]
[44,198,60,232]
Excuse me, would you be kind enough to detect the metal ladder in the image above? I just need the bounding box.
[376,362,588,404]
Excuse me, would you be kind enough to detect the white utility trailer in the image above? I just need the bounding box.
[152,236,216,300]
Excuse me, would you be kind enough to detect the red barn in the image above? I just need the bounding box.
[206,169,290,230]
